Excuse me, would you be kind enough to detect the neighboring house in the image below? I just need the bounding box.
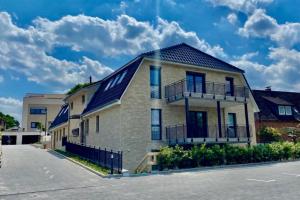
[49,104,69,149]
[0,118,5,131]
[74,43,259,172]
[49,80,101,148]
[22,93,65,132]
[253,89,300,132]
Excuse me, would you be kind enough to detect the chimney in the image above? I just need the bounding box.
[265,86,272,91]
[89,76,92,84]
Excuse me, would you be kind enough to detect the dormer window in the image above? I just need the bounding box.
[278,105,292,116]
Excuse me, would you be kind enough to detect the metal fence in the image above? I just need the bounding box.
[63,139,122,174]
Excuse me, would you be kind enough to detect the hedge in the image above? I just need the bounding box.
[157,142,300,170]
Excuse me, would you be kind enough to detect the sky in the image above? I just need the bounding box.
[0,0,300,123]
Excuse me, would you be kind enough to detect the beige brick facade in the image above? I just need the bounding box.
[82,59,258,172]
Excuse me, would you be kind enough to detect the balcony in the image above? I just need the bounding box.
[165,79,250,103]
[165,124,251,145]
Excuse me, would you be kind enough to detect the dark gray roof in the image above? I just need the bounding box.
[141,43,244,73]
[49,104,69,129]
[82,43,245,115]
[253,90,300,121]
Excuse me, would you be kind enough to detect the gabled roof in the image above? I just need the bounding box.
[253,90,300,121]
[82,43,245,116]
[49,104,69,130]
[141,43,244,73]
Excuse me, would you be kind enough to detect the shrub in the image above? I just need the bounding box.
[258,127,282,143]
[157,146,174,169]
[190,144,206,167]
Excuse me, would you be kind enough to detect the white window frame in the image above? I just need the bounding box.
[285,106,292,115]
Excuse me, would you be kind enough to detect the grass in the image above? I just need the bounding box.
[55,149,110,175]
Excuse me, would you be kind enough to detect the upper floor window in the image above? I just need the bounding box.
[82,95,85,104]
[104,78,114,91]
[151,109,162,140]
[70,102,74,110]
[84,119,89,135]
[150,66,161,99]
[30,107,47,115]
[225,77,234,96]
[278,105,292,116]
[31,122,38,128]
[186,72,205,93]
[117,70,127,84]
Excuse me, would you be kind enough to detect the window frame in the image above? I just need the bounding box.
[31,122,38,128]
[82,95,85,104]
[117,70,127,84]
[285,106,292,115]
[186,71,206,93]
[151,109,162,140]
[150,66,161,99]
[30,107,47,115]
[225,77,234,96]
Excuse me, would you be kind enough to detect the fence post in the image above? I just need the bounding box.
[104,148,107,167]
[110,150,114,174]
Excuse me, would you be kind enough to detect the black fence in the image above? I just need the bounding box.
[63,139,122,174]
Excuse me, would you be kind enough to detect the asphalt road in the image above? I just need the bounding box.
[1,145,300,200]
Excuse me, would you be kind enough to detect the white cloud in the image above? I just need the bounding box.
[232,48,300,91]
[239,9,300,48]
[0,97,22,123]
[207,0,273,14]
[227,13,238,24]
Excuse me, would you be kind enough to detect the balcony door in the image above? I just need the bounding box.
[186,72,206,93]
[227,113,237,138]
[187,111,207,138]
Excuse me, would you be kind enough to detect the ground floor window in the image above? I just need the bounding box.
[151,109,162,140]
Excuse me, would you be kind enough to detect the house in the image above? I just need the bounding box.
[49,80,101,149]
[22,93,65,133]
[253,89,300,133]
[70,43,259,172]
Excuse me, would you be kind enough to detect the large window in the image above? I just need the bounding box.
[186,72,205,93]
[150,66,161,99]
[151,109,162,140]
[96,115,99,133]
[279,106,292,116]
[30,107,47,115]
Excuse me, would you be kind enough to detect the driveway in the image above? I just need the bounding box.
[1,145,300,200]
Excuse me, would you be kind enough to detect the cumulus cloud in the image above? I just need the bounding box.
[206,0,273,14]
[239,9,300,48]
[227,13,238,24]
[232,48,300,91]
[0,97,22,123]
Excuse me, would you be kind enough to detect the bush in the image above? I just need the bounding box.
[157,142,300,170]
[258,127,282,143]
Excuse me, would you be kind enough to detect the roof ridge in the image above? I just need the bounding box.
[140,42,186,56]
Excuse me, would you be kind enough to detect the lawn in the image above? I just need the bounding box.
[55,149,110,175]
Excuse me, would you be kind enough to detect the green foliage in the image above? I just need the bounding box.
[258,127,282,143]
[157,142,300,170]
[36,122,45,131]
[0,112,19,130]
[66,83,91,95]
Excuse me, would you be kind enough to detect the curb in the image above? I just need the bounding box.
[48,149,118,178]
[131,159,300,177]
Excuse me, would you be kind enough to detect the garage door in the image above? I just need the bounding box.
[1,136,17,145]
[22,135,40,144]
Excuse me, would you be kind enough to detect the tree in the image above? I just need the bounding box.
[0,112,19,129]
[66,83,91,95]
[258,127,282,143]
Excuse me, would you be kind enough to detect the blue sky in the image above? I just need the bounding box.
[0,0,300,122]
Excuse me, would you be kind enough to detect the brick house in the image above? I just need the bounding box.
[51,43,259,172]
[253,89,300,133]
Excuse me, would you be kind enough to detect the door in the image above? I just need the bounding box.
[187,111,207,138]
[227,113,237,138]
[186,72,205,93]
[225,77,234,96]
[80,121,86,144]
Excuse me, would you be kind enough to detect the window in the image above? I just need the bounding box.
[31,122,38,128]
[151,109,162,140]
[225,77,234,96]
[30,107,47,115]
[278,105,292,115]
[117,70,127,84]
[84,119,89,135]
[70,102,73,110]
[96,115,100,133]
[150,66,161,99]
[186,72,205,93]
[82,95,85,104]
[110,74,120,88]
[104,78,114,91]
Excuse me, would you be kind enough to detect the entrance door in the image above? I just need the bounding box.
[187,111,207,138]
[186,72,206,93]
[227,113,237,138]
[80,121,85,144]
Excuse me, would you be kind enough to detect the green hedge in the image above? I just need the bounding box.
[157,142,300,170]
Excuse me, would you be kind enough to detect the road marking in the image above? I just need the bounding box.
[282,173,300,177]
[247,179,276,183]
